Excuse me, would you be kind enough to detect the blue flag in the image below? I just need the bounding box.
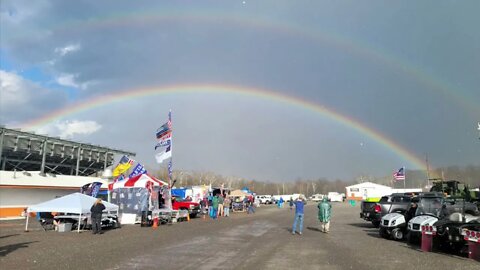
[90,182,103,198]
[129,163,147,178]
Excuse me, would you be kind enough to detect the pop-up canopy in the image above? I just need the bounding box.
[229,189,250,198]
[110,173,167,189]
[26,192,118,232]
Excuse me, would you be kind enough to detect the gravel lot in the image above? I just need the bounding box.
[1,202,478,269]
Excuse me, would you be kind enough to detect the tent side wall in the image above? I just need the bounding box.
[111,188,150,220]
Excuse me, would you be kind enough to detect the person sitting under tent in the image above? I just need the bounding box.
[51,212,60,231]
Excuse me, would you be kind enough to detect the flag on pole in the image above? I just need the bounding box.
[393,167,406,181]
[90,182,102,198]
[156,122,171,139]
[113,156,134,177]
[155,145,172,164]
[129,163,147,178]
[154,138,171,150]
[80,182,103,197]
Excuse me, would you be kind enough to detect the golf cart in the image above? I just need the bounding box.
[379,195,422,241]
[406,193,450,244]
[432,202,480,255]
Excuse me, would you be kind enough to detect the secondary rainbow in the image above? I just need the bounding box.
[10,9,476,115]
[19,84,427,170]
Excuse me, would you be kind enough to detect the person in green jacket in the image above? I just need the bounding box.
[212,194,219,219]
[317,197,332,233]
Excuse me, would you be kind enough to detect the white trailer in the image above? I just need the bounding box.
[327,192,344,202]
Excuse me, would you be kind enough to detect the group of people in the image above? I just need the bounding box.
[200,193,233,219]
[291,196,332,235]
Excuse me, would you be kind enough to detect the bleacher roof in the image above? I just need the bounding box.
[0,127,135,176]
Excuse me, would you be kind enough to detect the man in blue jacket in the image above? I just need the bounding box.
[292,196,306,235]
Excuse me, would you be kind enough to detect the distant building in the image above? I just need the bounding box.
[345,182,392,201]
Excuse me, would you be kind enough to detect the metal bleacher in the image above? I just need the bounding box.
[0,126,135,176]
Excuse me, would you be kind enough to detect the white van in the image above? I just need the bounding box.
[311,194,324,202]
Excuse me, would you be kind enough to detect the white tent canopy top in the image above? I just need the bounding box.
[26,193,119,232]
[27,192,118,214]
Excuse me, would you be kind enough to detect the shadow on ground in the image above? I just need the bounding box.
[306,226,322,232]
[0,234,19,239]
[0,241,38,257]
[347,222,375,228]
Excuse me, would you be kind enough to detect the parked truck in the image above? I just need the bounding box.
[361,193,413,227]
[171,197,201,218]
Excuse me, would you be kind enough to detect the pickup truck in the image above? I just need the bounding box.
[361,193,413,227]
[172,197,201,218]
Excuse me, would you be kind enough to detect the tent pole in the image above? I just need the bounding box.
[25,214,29,232]
[78,213,81,233]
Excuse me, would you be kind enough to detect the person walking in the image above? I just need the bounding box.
[212,194,219,219]
[208,194,214,219]
[218,194,224,217]
[318,197,332,233]
[223,196,231,217]
[279,197,284,208]
[90,198,105,234]
[289,197,294,210]
[247,197,256,214]
[292,196,306,235]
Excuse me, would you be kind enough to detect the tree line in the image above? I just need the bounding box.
[150,164,480,197]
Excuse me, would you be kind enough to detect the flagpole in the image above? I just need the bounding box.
[169,109,172,188]
[425,153,430,189]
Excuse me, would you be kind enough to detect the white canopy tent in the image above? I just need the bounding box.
[26,192,119,232]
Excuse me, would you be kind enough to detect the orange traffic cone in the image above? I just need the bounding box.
[152,217,158,229]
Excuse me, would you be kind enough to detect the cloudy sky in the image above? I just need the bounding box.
[1,0,479,182]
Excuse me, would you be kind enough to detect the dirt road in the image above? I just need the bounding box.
[1,203,478,269]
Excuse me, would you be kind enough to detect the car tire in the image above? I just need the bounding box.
[392,228,404,241]
[372,221,380,228]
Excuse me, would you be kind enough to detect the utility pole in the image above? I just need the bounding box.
[425,153,431,189]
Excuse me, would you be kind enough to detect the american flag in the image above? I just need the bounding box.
[393,167,406,181]
[156,123,171,139]
[119,155,134,165]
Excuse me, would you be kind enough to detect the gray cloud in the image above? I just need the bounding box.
[1,1,479,181]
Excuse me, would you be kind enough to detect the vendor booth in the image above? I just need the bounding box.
[229,189,251,212]
[26,192,119,232]
[110,173,170,225]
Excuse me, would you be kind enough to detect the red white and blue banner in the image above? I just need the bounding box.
[154,110,173,187]
[129,163,147,178]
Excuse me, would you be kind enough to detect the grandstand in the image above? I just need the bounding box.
[0,127,136,218]
[0,126,135,176]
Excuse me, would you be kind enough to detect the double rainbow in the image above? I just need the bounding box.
[19,84,427,170]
